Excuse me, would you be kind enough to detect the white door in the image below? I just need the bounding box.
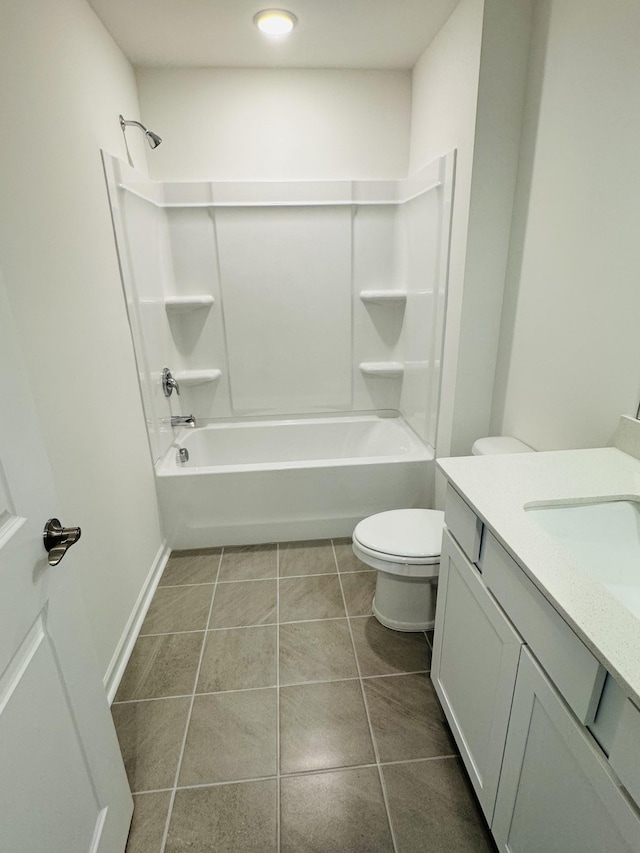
[0,273,133,852]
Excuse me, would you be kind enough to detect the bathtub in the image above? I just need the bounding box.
[155,413,434,548]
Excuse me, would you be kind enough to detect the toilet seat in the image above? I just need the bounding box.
[352,509,444,578]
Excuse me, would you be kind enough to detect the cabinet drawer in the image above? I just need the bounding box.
[444,485,483,563]
[610,698,640,808]
[481,531,605,724]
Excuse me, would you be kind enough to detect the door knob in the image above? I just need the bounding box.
[43,518,82,567]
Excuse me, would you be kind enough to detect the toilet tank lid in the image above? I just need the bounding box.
[353,509,445,559]
[472,436,533,456]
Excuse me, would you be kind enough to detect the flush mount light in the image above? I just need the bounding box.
[253,9,297,36]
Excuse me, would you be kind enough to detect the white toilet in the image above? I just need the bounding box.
[352,435,533,631]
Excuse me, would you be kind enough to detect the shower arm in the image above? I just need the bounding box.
[119,115,146,133]
[119,114,162,149]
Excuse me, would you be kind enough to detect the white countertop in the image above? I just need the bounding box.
[438,432,640,706]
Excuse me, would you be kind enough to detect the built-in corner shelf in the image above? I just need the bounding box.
[174,369,222,386]
[360,290,407,306]
[359,362,404,378]
[165,295,215,314]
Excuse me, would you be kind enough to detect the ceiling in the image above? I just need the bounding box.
[87,0,460,69]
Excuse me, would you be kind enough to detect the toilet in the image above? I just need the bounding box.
[352,435,533,631]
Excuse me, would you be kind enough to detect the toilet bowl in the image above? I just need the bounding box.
[352,508,444,631]
[352,435,533,632]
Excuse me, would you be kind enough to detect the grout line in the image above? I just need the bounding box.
[137,628,207,638]
[330,541,399,853]
[279,762,379,780]
[113,694,194,706]
[275,543,281,853]
[380,754,459,767]
[174,775,279,792]
[131,787,174,796]
[158,547,224,853]
[157,581,217,589]
[217,570,343,584]
[111,670,432,706]
[137,613,359,640]
[129,756,460,797]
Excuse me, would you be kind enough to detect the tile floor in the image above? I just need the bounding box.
[112,539,495,853]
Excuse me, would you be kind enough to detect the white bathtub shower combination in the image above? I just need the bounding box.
[104,153,455,550]
[156,413,433,548]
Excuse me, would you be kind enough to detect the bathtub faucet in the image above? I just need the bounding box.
[171,414,196,428]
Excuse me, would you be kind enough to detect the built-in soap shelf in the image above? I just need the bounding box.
[174,369,221,386]
[165,295,214,314]
[359,362,404,378]
[360,290,407,306]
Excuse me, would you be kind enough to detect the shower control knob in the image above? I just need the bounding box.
[162,367,180,397]
[43,518,82,567]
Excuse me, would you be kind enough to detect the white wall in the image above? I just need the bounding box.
[491,0,640,450]
[410,0,534,463]
[136,68,411,181]
[0,0,164,676]
[408,0,484,460]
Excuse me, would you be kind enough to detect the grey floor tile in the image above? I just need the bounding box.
[350,616,432,677]
[116,632,204,701]
[279,619,357,685]
[112,697,190,792]
[426,628,435,648]
[333,538,373,573]
[218,544,277,581]
[197,626,277,693]
[279,575,345,623]
[126,792,171,853]
[340,571,377,617]
[179,689,277,785]
[383,758,495,853]
[280,680,374,773]
[279,539,337,576]
[159,549,220,586]
[280,767,394,853]
[165,780,277,853]
[363,674,456,762]
[140,585,213,635]
[209,579,277,628]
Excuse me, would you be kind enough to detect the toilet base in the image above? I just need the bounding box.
[372,570,437,632]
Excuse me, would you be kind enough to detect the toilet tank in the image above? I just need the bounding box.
[471,436,533,456]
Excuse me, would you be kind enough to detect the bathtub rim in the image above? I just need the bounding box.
[155,411,433,478]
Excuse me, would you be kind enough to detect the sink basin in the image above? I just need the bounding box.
[526,499,640,619]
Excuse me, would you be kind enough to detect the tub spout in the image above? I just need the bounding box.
[171,414,196,428]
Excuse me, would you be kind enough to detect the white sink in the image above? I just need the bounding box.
[526,499,640,619]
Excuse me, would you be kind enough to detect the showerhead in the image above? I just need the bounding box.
[119,114,162,149]
[145,130,162,149]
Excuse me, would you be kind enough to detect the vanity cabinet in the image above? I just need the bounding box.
[493,648,640,853]
[434,483,640,851]
[432,529,521,821]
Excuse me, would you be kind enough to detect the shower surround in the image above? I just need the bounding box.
[103,152,454,546]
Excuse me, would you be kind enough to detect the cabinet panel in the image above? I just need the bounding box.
[432,530,522,822]
[610,698,640,809]
[444,485,483,564]
[481,531,605,724]
[493,649,640,853]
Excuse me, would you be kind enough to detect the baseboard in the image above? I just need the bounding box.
[104,539,171,704]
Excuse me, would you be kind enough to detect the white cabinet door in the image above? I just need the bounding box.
[431,529,522,822]
[493,648,640,853]
[0,274,133,852]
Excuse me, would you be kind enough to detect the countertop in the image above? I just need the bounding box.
[438,423,640,706]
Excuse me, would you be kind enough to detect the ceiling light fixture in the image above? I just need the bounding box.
[253,9,297,36]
